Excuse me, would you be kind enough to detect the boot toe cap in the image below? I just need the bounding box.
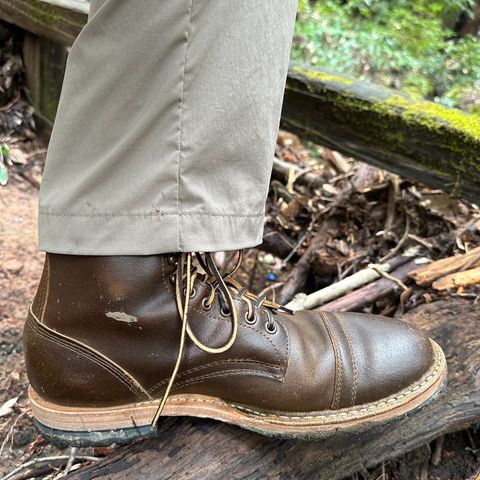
[327,312,435,407]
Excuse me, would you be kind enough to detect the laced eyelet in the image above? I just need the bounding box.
[169,273,176,284]
[183,287,197,299]
[202,297,212,311]
[220,307,231,317]
[244,311,257,325]
[265,321,277,334]
[167,255,178,266]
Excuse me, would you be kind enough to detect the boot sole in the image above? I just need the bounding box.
[30,339,446,447]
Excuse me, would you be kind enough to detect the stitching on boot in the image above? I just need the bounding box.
[320,312,343,409]
[40,255,50,324]
[277,319,290,378]
[223,341,444,422]
[32,263,44,318]
[148,359,283,394]
[335,313,358,407]
[168,368,282,393]
[28,316,147,400]
[190,304,285,368]
[28,307,151,401]
[163,341,444,423]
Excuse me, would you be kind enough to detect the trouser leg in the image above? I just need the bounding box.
[38,0,298,255]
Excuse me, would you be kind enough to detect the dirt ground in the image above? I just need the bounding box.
[0,142,479,479]
[0,166,111,478]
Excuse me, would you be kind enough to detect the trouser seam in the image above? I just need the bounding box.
[177,0,195,252]
[38,210,263,218]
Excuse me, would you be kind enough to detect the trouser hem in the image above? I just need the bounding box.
[38,211,265,255]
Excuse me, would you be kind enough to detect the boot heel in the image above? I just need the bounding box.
[34,419,156,448]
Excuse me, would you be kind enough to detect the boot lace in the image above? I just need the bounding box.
[151,251,292,427]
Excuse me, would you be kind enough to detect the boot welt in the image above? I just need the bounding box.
[30,340,446,446]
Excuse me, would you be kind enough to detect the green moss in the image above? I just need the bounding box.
[41,66,60,122]
[285,66,480,197]
[27,1,61,26]
[291,65,354,86]
[377,95,480,142]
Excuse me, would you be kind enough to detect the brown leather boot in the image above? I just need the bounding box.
[24,252,446,446]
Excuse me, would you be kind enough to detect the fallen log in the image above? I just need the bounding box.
[281,64,480,204]
[0,0,88,46]
[65,299,480,480]
[409,246,480,286]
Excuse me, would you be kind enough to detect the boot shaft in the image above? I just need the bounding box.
[25,253,288,407]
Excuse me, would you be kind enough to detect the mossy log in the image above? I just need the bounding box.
[64,299,480,480]
[282,64,480,204]
[0,0,87,46]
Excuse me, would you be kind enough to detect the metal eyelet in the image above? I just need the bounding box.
[202,297,212,311]
[167,255,178,266]
[220,307,231,317]
[183,287,197,299]
[244,311,257,325]
[169,273,176,284]
[265,321,277,334]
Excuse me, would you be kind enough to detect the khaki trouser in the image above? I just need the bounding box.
[38,0,298,255]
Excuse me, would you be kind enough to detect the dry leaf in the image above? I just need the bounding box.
[0,396,19,417]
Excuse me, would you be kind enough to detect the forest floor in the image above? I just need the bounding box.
[0,133,479,479]
[1,18,480,479]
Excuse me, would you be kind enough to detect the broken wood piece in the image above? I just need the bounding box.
[272,157,323,190]
[320,259,423,312]
[432,266,480,291]
[286,248,421,311]
[409,246,480,286]
[322,148,352,174]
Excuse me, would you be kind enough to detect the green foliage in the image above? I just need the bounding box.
[0,144,9,186]
[293,0,480,112]
[0,143,10,187]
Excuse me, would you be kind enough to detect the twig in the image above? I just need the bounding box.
[371,266,409,291]
[257,282,284,304]
[407,234,434,251]
[321,258,424,313]
[431,435,444,466]
[247,251,259,291]
[0,411,27,457]
[379,216,411,263]
[287,248,419,311]
[384,175,400,232]
[0,94,21,113]
[281,214,319,266]
[64,447,78,475]
[1,455,100,480]
[272,157,323,190]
